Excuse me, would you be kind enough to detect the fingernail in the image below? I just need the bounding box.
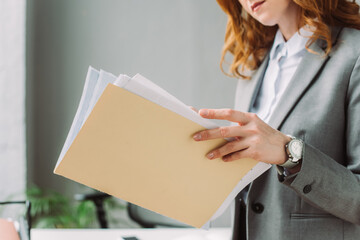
[193,134,201,140]
[207,152,215,159]
[200,109,208,117]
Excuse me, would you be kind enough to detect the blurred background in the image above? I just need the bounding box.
[1,0,238,230]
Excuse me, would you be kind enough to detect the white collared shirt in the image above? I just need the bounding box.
[251,28,313,123]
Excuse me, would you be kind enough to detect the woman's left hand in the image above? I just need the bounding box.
[193,108,291,165]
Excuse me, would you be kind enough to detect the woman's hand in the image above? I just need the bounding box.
[193,108,291,165]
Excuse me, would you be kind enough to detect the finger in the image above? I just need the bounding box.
[199,109,250,124]
[222,149,253,162]
[206,140,249,160]
[188,106,198,113]
[193,126,247,141]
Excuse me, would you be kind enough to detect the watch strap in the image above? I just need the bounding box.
[279,158,300,168]
[278,135,302,169]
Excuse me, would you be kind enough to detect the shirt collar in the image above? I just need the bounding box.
[269,27,313,60]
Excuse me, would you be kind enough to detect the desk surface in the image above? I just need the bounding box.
[31,228,232,240]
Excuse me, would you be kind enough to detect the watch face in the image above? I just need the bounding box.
[289,139,303,159]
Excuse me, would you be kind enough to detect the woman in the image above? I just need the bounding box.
[193,0,360,239]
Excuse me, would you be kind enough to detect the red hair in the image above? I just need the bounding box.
[217,0,360,79]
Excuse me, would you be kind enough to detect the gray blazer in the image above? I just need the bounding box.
[232,27,360,240]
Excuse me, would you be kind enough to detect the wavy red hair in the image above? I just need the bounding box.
[217,0,360,79]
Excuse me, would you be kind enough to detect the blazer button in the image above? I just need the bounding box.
[303,184,312,194]
[252,203,264,214]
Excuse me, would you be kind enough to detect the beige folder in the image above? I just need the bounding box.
[54,84,258,228]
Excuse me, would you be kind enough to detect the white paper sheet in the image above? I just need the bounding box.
[56,66,100,168]
[84,69,117,119]
[114,74,219,130]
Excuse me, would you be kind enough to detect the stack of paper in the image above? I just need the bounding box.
[54,67,271,228]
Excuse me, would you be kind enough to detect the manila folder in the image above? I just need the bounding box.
[54,84,258,228]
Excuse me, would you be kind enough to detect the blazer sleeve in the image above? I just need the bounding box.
[281,55,360,225]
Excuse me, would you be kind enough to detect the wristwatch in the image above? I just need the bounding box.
[279,135,304,169]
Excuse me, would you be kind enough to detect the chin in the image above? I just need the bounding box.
[254,15,277,27]
[260,21,277,27]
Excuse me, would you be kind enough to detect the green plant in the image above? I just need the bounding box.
[26,186,97,228]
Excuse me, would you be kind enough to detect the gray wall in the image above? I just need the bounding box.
[26,0,237,197]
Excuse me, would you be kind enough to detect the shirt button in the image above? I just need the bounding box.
[303,185,312,194]
[252,203,264,214]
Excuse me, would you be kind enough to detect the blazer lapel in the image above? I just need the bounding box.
[236,55,269,112]
[267,27,342,130]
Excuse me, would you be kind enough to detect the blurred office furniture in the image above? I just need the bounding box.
[0,218,20,240]
[127,203,189,228]
[75,192,189,228]
[74,192,110,228]
[0,200,31,240]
